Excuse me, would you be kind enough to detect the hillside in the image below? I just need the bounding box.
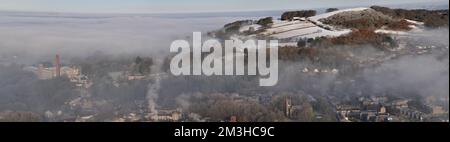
[371,6,449,28]
[318,8,395,29]
[211,6,442,49]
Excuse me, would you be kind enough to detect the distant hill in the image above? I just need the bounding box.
[210,6,448,52]
[318,8,395,29]
[371,6,449,28]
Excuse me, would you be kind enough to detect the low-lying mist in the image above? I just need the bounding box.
[0,11,255,64]
[0,11,448,121]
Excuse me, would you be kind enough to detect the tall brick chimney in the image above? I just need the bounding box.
[55,54,61,77]
[285,96,292,118]
[38,64,44,79]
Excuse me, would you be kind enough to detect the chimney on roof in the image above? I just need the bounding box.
[55,54,61,77]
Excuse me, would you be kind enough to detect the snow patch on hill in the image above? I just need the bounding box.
[233,7,429,47]
[308,7,369,28]
[376,19,426,35]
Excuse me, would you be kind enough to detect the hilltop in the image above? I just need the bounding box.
[210,6,448,49]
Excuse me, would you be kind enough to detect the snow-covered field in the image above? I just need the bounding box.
[270,26,350,39]
[375,19,426,35]
[240,8,365,41]
[236,7,429,46]
[262,21,316,36]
